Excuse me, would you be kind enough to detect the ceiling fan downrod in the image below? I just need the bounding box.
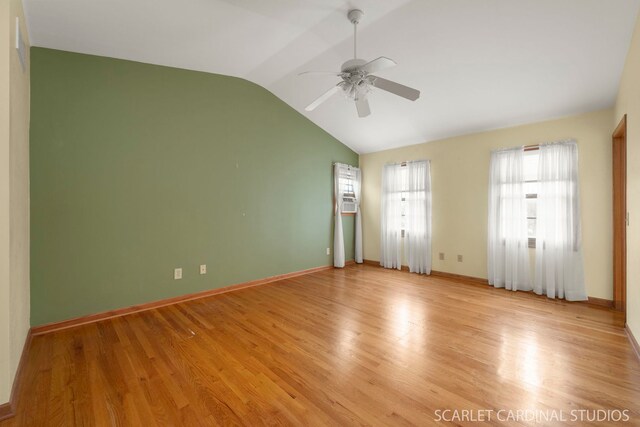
[348,9,364,60]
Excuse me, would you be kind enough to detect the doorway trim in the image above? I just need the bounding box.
[613,114,627,317]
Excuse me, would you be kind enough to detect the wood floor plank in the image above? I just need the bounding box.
[3,264,640,426]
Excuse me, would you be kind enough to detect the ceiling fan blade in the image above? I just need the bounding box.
[355,98,371,118]
[305,85,341,111]
[371,76,420,101]
[359,57,396,74]
[298,71,345,76]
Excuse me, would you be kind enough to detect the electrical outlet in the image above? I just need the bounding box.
[326,247,331,255]
[174,268,182,280]
[457,255,463,262]
[439,252,445,261]
[200,264,207,275]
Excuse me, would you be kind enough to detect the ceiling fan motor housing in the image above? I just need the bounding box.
[341,58,367,73]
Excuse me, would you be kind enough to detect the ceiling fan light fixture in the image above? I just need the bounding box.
[339,77,374,101]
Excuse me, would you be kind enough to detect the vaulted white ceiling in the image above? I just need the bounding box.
[24,0,640,153]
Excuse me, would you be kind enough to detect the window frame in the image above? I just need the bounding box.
[524,146,539,249]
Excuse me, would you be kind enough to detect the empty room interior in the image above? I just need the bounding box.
[3,0,640,425]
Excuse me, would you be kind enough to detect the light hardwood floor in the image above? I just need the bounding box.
[3,264,639,426]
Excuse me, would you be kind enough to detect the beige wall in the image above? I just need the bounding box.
[361,109,613,300]
[0,0,11,405]
[614,11,640,340]
[0,0,30,405]
[9,0,30,400]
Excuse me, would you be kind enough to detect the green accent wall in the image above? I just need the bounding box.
[30,48,358,326]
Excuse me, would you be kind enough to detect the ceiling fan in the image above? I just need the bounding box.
[300,9,420,118]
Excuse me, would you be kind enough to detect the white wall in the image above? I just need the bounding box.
[614,10,640,339]
[361,109,613,300]
[0,0,30,405]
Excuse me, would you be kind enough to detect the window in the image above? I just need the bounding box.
[380,160,432,273]
[335,164,359,214]
[524,149,539,248]
[383,163,428,237]
[387,164,410,236]
[488,141,585,298]
[338,170,355,199]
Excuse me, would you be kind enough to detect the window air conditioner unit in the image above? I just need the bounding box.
[342,195,357,213]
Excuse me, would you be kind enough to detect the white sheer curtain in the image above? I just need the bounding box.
[333,164,345,268]
[534,140,586,301]
[405,161,432,274]
[380,161,431,273]
[380,164,403,269]
[354,168,363,264]
[487,147,531,291]
[333,163,362,268]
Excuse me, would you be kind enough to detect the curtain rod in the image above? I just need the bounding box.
[386,160,429,166]
[525,139,577,151]
[494,139,576,154]
[333,162,359,169]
